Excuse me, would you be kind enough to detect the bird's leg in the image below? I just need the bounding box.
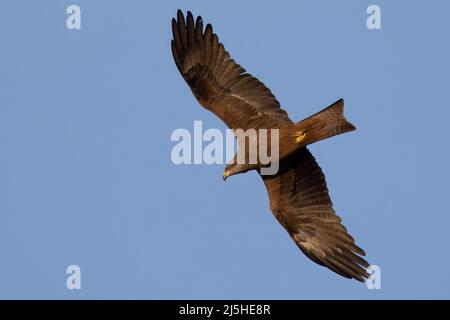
[293,130,306,143]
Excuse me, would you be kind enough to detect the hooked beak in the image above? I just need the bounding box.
[223,170,231,181]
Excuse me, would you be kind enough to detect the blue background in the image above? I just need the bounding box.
[1,0,449,299]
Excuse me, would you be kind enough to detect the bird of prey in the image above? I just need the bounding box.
[171,10,370,282]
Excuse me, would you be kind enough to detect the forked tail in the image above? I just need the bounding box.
[295,98,356,146]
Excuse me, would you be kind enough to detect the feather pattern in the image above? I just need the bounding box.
[262,148,370,282]
[171,10,291,130]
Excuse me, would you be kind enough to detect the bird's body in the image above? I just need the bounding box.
[171,10,370,282]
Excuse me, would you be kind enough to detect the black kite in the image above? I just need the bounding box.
[171,10,370,282]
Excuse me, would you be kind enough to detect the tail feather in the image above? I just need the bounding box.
[296,98,356,145]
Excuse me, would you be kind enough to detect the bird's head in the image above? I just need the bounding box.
[222,163,250,181]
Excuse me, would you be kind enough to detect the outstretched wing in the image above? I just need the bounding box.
[171,10,292,130]
[261,148,370,282]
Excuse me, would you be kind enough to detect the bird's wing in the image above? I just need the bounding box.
[261,148,370,282]
[171,10,292,130]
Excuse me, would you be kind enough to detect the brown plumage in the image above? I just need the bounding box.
[171,10,370,282]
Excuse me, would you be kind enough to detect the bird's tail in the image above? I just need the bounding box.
[295,98,356,146]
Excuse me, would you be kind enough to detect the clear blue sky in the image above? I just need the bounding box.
[1,0,449,299]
